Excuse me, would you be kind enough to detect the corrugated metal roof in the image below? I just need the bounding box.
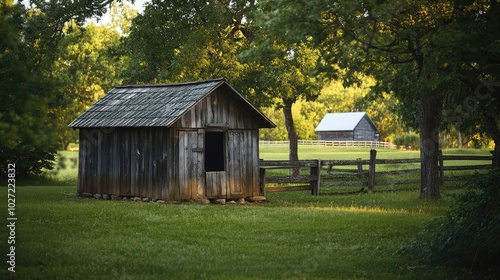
[68,78,275,128]
[315,112,376,131]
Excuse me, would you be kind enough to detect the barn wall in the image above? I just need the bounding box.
[318,131,354,141]
[77,127,168,199]
[226,129,260,198]
[77,88,265,201]
[170,128,261,201]
[167,88,263,200]
[353,116,376,140]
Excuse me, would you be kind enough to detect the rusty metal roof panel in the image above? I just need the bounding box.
[68,78,225,128]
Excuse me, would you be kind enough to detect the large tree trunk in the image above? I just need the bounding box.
[492,145,500,167]
[482,113,500,167]
[418,96,442,199]
[283,98,299,175]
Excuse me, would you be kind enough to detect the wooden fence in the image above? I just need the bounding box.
[259,150,494,195]
[260,140,397,149]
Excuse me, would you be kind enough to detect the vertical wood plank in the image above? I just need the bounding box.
[112,129,120,196]
[96,130,103,195]
[146,128,153,198]
[77,130,86,194]
[165,128,172,200]
[179,130,199,200]
[117,129,124,197]
[251,130,260,197]
[228,131,243,197]
[130,129,139,197]
[90,130,98,195]
[197,129,205,199]
[153,128,162,199]
[170,129,180,201]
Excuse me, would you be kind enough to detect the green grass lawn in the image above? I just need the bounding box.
[0,186,475,280]
[260,145,492,160]
[0,147,493,279]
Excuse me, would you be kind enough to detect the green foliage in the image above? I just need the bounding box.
[393,133,420,150]
[0,1,57,176]
[53,22,125,147]
[315,79,405,142]
[254,0,500,199]
[0,0,122,176]
[401,169,500,271]
[260,79,406,141]
[123,0,255,86]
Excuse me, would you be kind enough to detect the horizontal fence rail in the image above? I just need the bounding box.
[260,140,397,149]
[259,150,494,195]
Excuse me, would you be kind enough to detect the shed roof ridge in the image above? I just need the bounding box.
[115,78,226,89]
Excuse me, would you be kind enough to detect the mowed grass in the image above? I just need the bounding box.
[0,146,492,279]
[0,186,472,280]
[259,145,492,160]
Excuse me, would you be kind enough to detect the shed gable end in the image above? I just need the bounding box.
[171,88,262,129]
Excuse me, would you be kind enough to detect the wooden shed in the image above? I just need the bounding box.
[315,112,378,141]
[68,78,275,201]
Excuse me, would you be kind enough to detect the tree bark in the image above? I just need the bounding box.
[418,96,442,199]
[283,98,300,175]
[482,113,500,167]
[491,146,500,167]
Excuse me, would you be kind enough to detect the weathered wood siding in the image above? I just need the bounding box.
[353,116,376,140]
[168,128,260,200]
[226,130,260,198]
[78,87,263,201]
[168,87,262,200]
[77,127,168,199]
[170,88,260,129]
[318,131,354,141]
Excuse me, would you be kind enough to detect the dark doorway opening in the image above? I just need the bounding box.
[205,132,225,172]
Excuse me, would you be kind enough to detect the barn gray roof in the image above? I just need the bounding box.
[68,78,275,128]
[315,112,377,131]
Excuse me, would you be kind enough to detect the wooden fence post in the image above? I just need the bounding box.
[310,159,321,196]
[438,150,444,189]
[368,149,377,193]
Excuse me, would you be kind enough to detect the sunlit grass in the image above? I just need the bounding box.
[3,146,491,279]
[0,186,470,280]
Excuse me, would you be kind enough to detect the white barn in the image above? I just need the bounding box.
[315,112,378,141]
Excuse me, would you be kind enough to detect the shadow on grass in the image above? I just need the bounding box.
[15,174,77,187]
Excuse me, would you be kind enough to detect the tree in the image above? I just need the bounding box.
[124,1,326,170]
[315,79,405,142]
[52,22,126,149]
[241,39,323,170]
[253,0,500,199]
[0,0,122,176]
[0,1,57,176]
[437,0,500,164]
[123,0,257,89]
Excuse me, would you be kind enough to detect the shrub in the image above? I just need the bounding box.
[400,169,500,272]
[393,133,419,150]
